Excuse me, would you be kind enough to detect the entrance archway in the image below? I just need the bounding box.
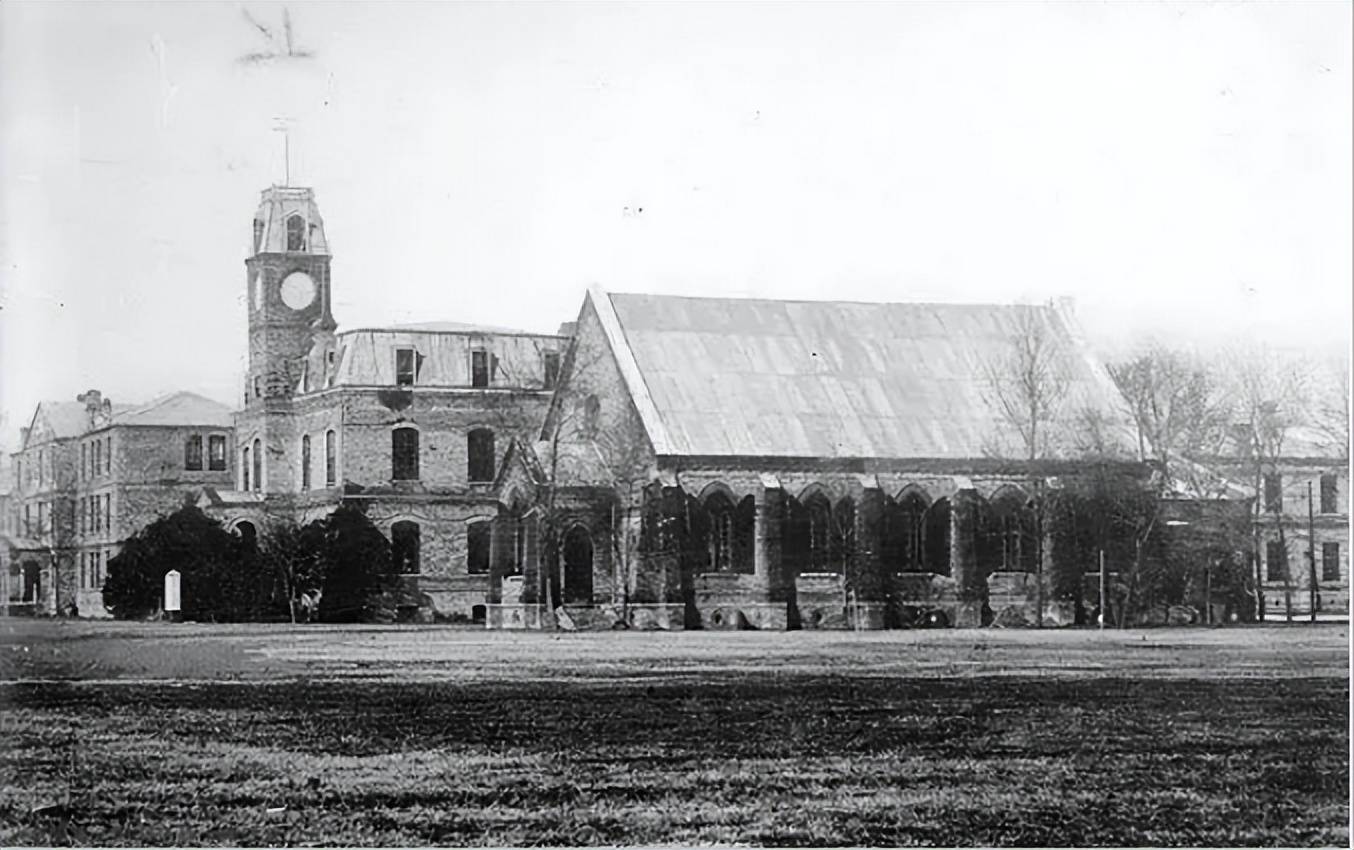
[562,525,594,605]
[21,559,41,603]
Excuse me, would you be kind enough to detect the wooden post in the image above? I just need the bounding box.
[1098,549,1105,630]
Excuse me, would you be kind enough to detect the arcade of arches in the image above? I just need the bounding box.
[634,484,1039,595]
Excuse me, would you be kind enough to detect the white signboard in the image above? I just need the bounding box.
[164,569,181,613]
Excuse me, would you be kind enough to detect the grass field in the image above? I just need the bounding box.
[1,621,1348,847]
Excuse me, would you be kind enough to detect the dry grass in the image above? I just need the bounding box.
[0,621,1347,846]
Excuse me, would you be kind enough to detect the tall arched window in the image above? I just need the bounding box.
[391,521,421,574]
[286,215,306,251]
[242,446,251,491]
[705,493,735,572]
[252,218,264,253]
[251,439,262,491]
[467,428,495,483]
[325,430,336,486]
[806,494,832,571]
[300,435,311,491]
[392,427,419,481]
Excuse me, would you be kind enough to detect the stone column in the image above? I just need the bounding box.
[950,488,983,627]
[852,487,887,628]
[758,488,784,600]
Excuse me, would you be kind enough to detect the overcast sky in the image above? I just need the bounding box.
[1,1,1350,449]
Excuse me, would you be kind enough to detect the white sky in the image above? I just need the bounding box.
[1,1,1350,450]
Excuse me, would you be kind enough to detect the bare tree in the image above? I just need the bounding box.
[1108,345,1234,490]
[1222,344,1310,622]
[1312,355,1351,462]
[982,306,1071,625]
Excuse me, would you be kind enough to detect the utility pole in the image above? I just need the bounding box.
[1308,481,1317,622]
[1098,548,1105,630]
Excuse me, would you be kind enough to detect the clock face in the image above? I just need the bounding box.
[280,271,317,310]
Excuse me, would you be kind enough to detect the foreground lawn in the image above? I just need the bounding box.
[0,622,1347,846]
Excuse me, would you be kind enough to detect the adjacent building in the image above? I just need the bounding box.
[1206,427,1348,618]
[3,391,234,616]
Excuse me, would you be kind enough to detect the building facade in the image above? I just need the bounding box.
[198,185,568,621]
[1210,430,1349,618]
[486,288,1155,631]
[3,391,234,616]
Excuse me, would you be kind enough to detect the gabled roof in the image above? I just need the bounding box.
[595,288,1137,461]
[31,401,94,442]
[112,392,233,428]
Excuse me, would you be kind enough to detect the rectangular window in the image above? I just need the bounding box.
[1263,473,1282,513]
[106,437,111,473]
[23,505,31,537]
[467,521,491,575]
[395,348,418,387]
[325,431,336,487]
[543,352,561,389]
[1266,540,1287,582]
[105,494,112,534]
[392,428,420,481]
[467,429,495,483]
[392,522,421,574]
[208,435,227,471]
[1320,474,1338,515]
[471,350,490,388]
[185,435,204,471]
[81,444,87,480]
[1322,542,1341,583]
[242,448,251,491]
[301,435,312,491]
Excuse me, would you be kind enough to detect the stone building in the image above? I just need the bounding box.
[197,185,568,621]
[1205,427,1348,618]
[487,288,1149,630]
[3,391,234,616]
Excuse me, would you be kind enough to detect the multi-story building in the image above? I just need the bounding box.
[3,391,234,616]
[1214,427,1348,619]
[198,185,568,621]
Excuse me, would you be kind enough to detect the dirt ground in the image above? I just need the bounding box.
[1,621,1348,846]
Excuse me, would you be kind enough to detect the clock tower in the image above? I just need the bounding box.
[235,185,337,496]
[245,185,335,405]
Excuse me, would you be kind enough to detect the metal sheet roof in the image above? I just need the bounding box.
[113,392,233,428]
[606,292,1136,460]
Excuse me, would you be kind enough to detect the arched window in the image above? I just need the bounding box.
[252,218,264,253]
[806,494,832,571]
[392,427,419,481]
[467,520,491,574]
[325,430,336,486]
[286,215,306,252]
[300,435,311,491]
[242,446,251,491]
[468,428,495,483]
[705,493,735,572]
[392,521,421,574]
[234,521,257,551]
[251,438,262,491]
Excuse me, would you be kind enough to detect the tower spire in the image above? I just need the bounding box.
[272,117,293,186]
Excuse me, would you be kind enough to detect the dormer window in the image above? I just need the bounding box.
[395,348,419,387]
[286,215,306,252]
[252,219,264,253]
[543,352,561,389]
[471,350,491,388]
